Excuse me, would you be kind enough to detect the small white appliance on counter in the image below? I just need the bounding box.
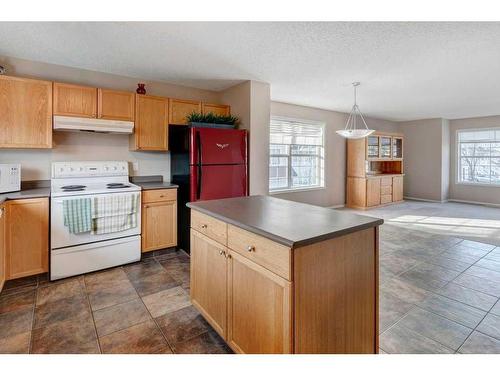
[50,161,141,280]
[0,164,21,193]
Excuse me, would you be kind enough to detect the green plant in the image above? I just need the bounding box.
[186,112,239,125]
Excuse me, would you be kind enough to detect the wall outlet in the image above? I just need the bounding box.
[132,162,139,172]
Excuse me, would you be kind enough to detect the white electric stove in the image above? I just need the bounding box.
[50,161,142,280]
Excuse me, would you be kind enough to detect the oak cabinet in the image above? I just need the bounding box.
[190,230,228,338]
[131,95,168,151]
[141,189,177,252]
[0,204,5,292]
[0,75,53,149]
[201,103,230,116]
[366,178,381,207]
[346,131,404,209]
[5,198,49,280]
[392,176,404,202]
[169,98,201,125]
[227,251,292,354]
[98,89,135,121]
[53,82,97,118]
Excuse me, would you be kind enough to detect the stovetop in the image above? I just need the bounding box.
[50,161,141,198]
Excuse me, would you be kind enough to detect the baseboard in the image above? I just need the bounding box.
[448,199,500,208]
[329,204,345,209]
[404,196,448,203]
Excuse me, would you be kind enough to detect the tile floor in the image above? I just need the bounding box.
[0,249,231,354]
[378,221,500,354]
[1,201,500,354]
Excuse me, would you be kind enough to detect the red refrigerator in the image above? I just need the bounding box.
[169,126,248,252]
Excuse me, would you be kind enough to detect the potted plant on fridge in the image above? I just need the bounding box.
[186,112,239,129]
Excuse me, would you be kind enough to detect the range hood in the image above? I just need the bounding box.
[53,116,134,134]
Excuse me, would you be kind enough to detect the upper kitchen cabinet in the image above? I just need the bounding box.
[0,75,53,149]
[201,103,231,116]
[169,98,201,125]
[98,88,135,121]
[53,82,97,118]
[131,94,169,151]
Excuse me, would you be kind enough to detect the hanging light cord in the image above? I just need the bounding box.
[344,82,370,131]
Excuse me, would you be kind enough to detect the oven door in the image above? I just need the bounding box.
[51,192,142,249]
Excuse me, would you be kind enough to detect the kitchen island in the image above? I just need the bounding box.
[187,195,383,354]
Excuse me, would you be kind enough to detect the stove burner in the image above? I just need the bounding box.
[61,185,87,191]
[106,183,127,187]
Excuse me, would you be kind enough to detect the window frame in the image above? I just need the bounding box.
[456,127,500,187]
[269,116,326,193]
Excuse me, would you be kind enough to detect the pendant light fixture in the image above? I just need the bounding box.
[336,82,374,139]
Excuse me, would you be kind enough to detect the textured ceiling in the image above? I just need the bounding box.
[1,22,500,121]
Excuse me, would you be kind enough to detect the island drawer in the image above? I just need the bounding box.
[227,224,291,281]
[142,189,177,203]
[191,210,227,245]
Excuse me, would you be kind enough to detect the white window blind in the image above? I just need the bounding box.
[269,117,325,192]
[457,128,500,185]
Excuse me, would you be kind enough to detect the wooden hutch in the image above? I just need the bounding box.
[346,132,404,209]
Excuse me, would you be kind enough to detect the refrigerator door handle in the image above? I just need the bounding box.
[196,131,202,200]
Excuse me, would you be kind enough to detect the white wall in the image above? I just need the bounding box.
[399,119,447,202]
[0,55,224,181]
[449,116,500,205]
[270,101,399,207]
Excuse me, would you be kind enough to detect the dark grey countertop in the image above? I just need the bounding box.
[130,175,178,190]
[135,182,179,190]
[187,195,384,248]
[0,187,51,204]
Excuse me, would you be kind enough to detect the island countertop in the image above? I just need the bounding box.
[187,195,383,248]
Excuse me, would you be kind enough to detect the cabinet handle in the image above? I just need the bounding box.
[246,245,255,252]
[159,195,164,198]
[201,224,207,229]
[219,250,224,256]
[225,253,231,259]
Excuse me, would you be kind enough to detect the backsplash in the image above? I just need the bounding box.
[0,131,171,181]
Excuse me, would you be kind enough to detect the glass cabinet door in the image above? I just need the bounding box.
[380,136,392,158]
[367,136,379,159]
[392,137,403,159]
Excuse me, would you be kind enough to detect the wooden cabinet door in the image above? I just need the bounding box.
[141,200,177,252]
[169,99,201,125]
[201,103,230,116]
[5,198,49,280]
[0,75,53,149]
[98,89,135,121]
[0,204,5,292]
[392,176,404,202]
[366,178,381,207]
[227,251,292,354]
[190,230,228,338]
[53,82,97,118]
[132,95,168,150]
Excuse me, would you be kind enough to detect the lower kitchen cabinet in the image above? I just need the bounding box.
[227,251,292,354]
[0,203,5,291]
[190,230,227,337]
[141,189,178,252]
[5,198,49,280]
[190,226,292,354]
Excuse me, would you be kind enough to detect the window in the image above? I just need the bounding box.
[269,117,325,192]
[457,128,500,185]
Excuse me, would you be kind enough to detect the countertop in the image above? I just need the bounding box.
[135,182,178,190]
[187,195,383,248]
[0,187,51,205]
[366,173,405,178]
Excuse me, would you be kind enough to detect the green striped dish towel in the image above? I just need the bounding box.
[63,198,92,234]
[91,193,139,235]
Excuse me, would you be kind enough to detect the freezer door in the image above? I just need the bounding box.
[190,127,247,165]
[190,164,248,201]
